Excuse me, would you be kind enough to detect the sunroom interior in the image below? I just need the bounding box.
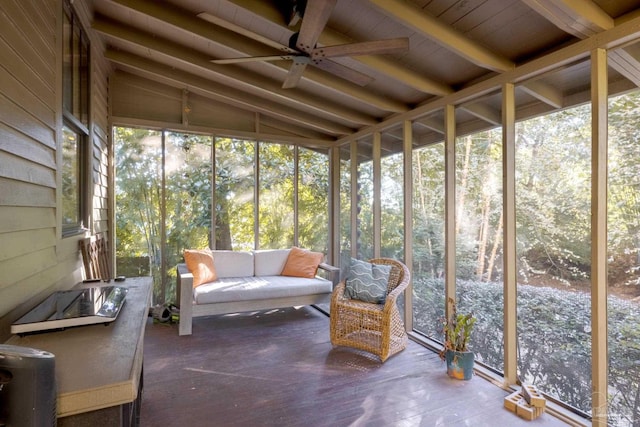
[2,0,640,425]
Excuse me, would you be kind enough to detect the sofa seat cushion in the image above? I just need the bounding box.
[193,276,332,304]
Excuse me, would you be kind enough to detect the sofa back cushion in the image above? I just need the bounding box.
[254,249,290,276]
[212,250,254,278]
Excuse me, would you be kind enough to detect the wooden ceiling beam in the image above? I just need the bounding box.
[368,0,514,73]
[415,117,445,134]
[105,49,354,137]
[225,0,453,96]
[525,0,640,88]
[94,17,377,127]
[108,0,408,113]
[520,80,564,109]
[522,0,613,37]
[459,102,502,126]
[337,13,640,144]
[608,49,640,87]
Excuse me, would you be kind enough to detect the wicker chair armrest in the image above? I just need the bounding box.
[382,278,408,313]
[331,281,348,302]
[386,275,410,301]
[382,261,410,312]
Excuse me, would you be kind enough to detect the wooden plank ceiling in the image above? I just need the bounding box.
[91,0,640,147]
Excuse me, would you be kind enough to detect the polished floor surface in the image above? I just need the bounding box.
[140,306,571,426]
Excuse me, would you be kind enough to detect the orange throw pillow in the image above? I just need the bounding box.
[281,247,324,278]
[183,249,217,287]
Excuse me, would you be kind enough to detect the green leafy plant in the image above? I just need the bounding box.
[439,297,477,359]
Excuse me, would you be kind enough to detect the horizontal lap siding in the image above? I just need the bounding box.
[92,49,111,234]
[0,0,112,338]
[0,0,59,321]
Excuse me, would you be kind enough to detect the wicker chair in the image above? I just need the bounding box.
[330,258,411,362]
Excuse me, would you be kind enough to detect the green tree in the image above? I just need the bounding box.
[115,127,162,298]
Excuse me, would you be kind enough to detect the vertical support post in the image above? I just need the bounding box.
[444,104,456,314]
[591,47,608,427]
[403,120,414,331]
[330,145,341,266]
[373,132,381,258]
[350,140,359,258]
[294,145,299,246]
[502,82,517,386]
[211,135,216,249]
[254,140,260,250]
[160,131,167,303]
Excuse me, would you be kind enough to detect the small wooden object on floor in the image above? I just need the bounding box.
[504,384,547,421]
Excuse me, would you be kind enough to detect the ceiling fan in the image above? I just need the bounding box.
[199,0,409,89]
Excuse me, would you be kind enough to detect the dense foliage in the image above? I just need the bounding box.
[414,278,640,424]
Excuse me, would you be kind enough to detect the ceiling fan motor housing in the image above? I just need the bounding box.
[289,32,301,50]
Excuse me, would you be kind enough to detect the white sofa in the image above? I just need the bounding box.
[176,249,339,336]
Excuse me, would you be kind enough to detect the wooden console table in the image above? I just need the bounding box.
[5,276,152,426]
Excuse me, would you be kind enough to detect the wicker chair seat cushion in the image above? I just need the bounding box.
[335,293,385,312]
[344,258,391,304]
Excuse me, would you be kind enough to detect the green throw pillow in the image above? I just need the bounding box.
[344,258,391,304]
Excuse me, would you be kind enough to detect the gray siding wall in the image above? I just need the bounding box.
[0,0,111,341]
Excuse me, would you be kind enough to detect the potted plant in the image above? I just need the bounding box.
[439,297,477,380]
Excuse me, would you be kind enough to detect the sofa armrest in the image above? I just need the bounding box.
[318,263,340,288]
[176,263,193,306]
[176,263,194,336]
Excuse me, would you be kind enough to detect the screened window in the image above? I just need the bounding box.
[258,143,295,249]
[411,141,445,340]
[61,125,81,228]
[214,138,255,251]
[455,129,504,372]
[298,147,329,252]
[515,104,592,414]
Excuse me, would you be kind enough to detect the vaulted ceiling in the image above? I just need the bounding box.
[91,0,640,147]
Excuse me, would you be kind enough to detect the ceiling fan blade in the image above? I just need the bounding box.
[313,59,374,87]
[311,38,409,59]
[198,12,296,54]
[282,57,311,89]
[295,0,337,53]
[211,55,297,64]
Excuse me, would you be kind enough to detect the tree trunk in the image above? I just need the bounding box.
[456,136,473,236]
[215,190,233,250]
[476,192,491,279]
[486,210,503,282]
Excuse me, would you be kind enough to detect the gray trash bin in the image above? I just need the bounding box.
[0,344,56,427]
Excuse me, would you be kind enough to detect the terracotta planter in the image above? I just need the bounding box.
[445,350,474,380]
